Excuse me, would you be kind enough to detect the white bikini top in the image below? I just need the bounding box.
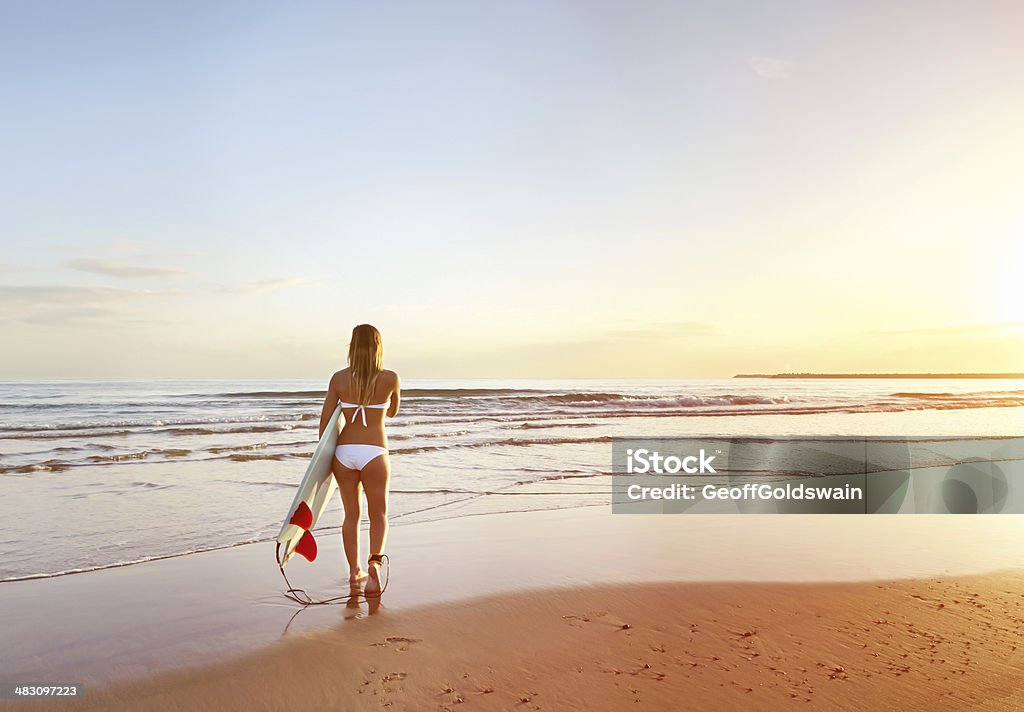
[339,400,389,427]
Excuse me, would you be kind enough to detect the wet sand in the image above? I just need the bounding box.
[3,508,1024,709]
[10,572,1024,711]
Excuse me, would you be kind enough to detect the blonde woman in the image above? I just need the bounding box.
[318,324,401,596]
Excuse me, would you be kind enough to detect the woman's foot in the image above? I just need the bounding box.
[365,555,384,596]
[349,568,367,585]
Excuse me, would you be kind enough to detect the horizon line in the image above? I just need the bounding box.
[735,373,1024,379]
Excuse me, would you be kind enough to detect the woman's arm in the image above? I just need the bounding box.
[387,372,401,418]
[318,373,340,438]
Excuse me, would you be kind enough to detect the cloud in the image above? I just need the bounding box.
[216,277,309,294]
[605,321,718,340]
[748,55,796,80]
[867,321,1024,338]
[56,239,206,259]
[0,284,138,304]
[107,240,206,260]
[64,258,191,279]
[16,306,117,327]
[0,284,166,327]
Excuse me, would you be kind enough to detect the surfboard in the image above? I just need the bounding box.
[276,403,343,567]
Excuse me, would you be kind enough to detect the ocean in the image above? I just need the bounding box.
[1,378,1023,582]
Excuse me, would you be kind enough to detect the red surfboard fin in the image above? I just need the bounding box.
[289,501,313,530]
[295,530,318,562]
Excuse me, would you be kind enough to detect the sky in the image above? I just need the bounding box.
[2,0,1023,378]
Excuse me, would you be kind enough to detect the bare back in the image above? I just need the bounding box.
[320,368,400,448]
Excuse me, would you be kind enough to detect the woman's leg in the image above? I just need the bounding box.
[332,458,364,583]
[360,453,391,594]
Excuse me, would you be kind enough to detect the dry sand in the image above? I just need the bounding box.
[12,571,1024,712]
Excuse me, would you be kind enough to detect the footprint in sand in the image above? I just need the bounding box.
[440,683,467,705]
[561,611,611,628]
[371,636,422,652]
[376,671,408,708]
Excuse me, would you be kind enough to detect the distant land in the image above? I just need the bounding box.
[734,373,1024,379]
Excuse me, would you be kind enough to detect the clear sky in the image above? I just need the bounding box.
[2,1,1023,378]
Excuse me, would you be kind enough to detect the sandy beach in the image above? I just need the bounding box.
[5,0,1024,705]
[10,572,1024,711]
[4,507,1024,710]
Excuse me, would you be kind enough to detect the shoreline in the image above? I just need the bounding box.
[10,572,1024,711]
[4,507,1024,693]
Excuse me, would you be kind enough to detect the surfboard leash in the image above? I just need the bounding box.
[276,543,390,606]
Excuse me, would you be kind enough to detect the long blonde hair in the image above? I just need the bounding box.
[347,324,383,405]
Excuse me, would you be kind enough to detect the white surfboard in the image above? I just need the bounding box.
[276,403,343,567]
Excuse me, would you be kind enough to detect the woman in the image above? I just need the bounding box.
[318,324,400,596]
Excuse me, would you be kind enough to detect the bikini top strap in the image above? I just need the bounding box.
[352,404,367,427]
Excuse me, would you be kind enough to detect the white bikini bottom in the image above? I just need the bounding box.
[334,444,388,471]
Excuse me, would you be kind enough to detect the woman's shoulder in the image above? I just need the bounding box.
[380,369,400,385]
[328,368,350,389]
